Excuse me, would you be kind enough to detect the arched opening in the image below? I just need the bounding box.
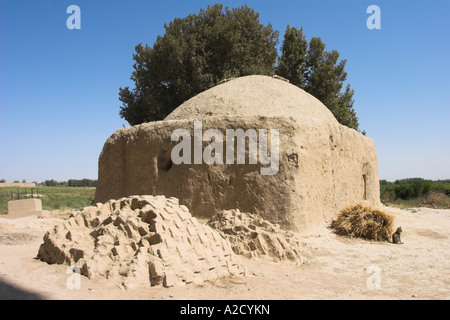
[157,149,173,172]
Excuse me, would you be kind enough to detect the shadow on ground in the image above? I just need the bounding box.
[0,276,44,300]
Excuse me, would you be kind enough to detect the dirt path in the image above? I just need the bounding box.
[0,206,449,299]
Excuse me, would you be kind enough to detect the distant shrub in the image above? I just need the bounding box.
[332,203,394,241]
[410,179,431,197]
[380,178,449,208]
[392,178,432,200]
[394,184,413,200]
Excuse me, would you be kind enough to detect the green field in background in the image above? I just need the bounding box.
[1,179,449,215]
[0,186,95,214]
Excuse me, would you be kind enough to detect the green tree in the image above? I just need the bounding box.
[276,26,360,131]
[44,179,57,187]
[68,179,97,187]
[276,26,308,88]
[394,184,413,200]
[119,4,279,125]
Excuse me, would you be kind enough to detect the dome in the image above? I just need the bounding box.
[165,75,338,125]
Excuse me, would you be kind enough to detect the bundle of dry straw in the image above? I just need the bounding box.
[331,203,394,241]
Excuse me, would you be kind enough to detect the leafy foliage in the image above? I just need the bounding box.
[380,178,449,201]
[276,26,359,130]
[119,5,361,131]
[119,4,279,125]
[41,179,97,187]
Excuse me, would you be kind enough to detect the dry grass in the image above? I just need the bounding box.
[331,203,394,241]
[421,192,450,209]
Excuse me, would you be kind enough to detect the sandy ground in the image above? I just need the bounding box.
[0,206,449,300]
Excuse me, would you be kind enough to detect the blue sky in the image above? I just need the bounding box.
[0,0,449,182]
